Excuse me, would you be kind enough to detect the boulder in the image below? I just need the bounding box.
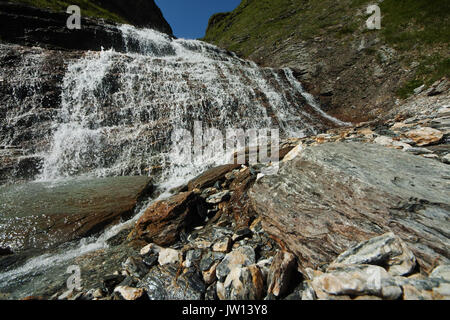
[330,232,416,276]
[135,191,204,246]
[249,142,450,272]
[405,127,444,146]
[310,265,402,300]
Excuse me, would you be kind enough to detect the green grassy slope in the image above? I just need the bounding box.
[204,0,449,99]
[6,0,127,23]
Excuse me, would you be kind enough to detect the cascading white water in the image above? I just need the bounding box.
[38,25,345,184]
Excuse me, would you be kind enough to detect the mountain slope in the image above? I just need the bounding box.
[204,0,449,122]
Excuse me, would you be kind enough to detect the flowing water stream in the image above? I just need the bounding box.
[0,24,347,298]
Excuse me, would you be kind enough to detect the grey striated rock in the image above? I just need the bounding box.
[138,265,205,300]
[249,142,450,272]
[393,276,450,300]
[206,190,231,204]
[311,265,403,300]
[330,232,416,276]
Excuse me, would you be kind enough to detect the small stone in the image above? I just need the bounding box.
[205,283,218,300]
[212,237,232,253]
[58,289,74,300]
[158,248,180,266]
[200,251,224,271]
[374,136,394,147]
[192,239,212,249]
[405,127,444,146]
[405,147,433,155]
[183,249,203,268]
[114,286,146,300]
[422,153,438,159]
[414,84,426,94]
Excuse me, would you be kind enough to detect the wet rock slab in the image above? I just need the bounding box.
[0,176,152,252]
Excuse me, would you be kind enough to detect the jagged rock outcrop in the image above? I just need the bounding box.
[92,0,172,33]
[249,142,450,272]
[0,1,172,51]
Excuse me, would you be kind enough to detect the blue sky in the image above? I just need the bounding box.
[155,0,242,39]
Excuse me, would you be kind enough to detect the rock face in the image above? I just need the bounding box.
[135,192,205,246]
[249,142,450,272]
[0,2,172,51]
[0,176,153,252]
[92,0,172,33]
[0,44,81,185]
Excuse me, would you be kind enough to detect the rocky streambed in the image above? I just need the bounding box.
[1,87,448,300]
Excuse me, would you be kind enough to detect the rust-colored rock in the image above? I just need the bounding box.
[267,251,298,297]
[227,167,257,228]
[187,164,241,191]
[405,127,444,146]
[135,192,204,246]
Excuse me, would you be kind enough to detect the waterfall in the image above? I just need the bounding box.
[0,25,348,297]
[36,25,344,184]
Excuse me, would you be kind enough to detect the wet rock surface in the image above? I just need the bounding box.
[0,176,153,252]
